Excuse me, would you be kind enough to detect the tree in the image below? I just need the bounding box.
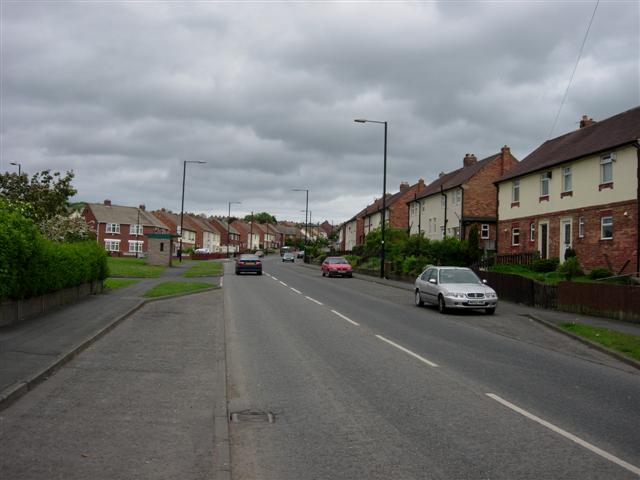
[0,170,77,224]
[243,212,277,224]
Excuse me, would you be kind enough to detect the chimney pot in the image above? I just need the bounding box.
[139,204,146,211]
[400,181,410,191]
[104,199,111,206]
[463,154,477,167]
[439,171,446,178]
[579,115,595,128]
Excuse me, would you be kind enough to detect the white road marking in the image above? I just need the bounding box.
[264,272,272,277]
[375,335,438,367]
[486,393,640,476]
[330,310,359,326]
[220,277,224,287]
[279,281,288,287]
[290,288,302,294]
[305,296,323,305]
[271,276,279,281]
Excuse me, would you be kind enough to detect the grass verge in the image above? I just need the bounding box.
[143,281,214,298]
[183,261,224,277]
[104,278,139,290]
[560,323,640,362]
[107,257,166,278]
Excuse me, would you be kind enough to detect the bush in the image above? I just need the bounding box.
[564,247,577,260]
[588,267,614,280]
[557,257,583,281]
[532,257,559,272]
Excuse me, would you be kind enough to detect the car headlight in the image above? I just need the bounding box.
[486,292,497,298]
[446,292,465,298]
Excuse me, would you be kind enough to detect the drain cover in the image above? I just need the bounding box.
[230,410,275,423]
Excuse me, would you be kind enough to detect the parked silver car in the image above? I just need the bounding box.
[414,266,498,314]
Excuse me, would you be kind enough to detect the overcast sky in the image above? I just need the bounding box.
[1,1,638,223]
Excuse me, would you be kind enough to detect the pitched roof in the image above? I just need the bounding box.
[414,153,501,200]
[151,210,197,232]
[274,223,300,235]
[87,203,168,229]
[187,214,215,233]
[209,217,240,236]
[498,106,640,183]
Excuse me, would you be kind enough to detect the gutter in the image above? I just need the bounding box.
[440,185,448,238]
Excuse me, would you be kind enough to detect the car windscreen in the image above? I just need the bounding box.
[439,269,480,284]
[326,258,349,264]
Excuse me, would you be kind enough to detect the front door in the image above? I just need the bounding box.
[560,219,572,262]
[539,222,549,259]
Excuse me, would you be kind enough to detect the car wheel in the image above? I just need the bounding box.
[438,295,447,314]
[257,271,262,276]
[235,271,240,275]
[415,290,424,307]
[322,271,326,277]
[485,307,495,315]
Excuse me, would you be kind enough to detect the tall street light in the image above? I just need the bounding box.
[227,201,241,258]
[355,118,387,278]
[179,160,206,262]
[292,188,309,244]
[10,162,21,175]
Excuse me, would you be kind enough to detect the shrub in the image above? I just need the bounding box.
[557,257,583,281]
[532,257,559,272]
[564,247,577,260]
[588,267,614,280]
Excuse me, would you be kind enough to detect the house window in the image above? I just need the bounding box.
[512,180,520,202]
[453,189,461,205]
[106,223,120,234]
[129,224,143,235]
[128,240,143,253]
[578,217,585,238]
[601,216,613,240]
[601,154,614,184]
[104,240,120,252]
[562,167,572,192]
[452,226,460,238]
[441,195,446,208]
[440,226,445,238]
[530,223,535,242]
[540,172,551,196]
[512,228,520,246]
[481,224,489,239]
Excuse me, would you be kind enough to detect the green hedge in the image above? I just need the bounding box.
[0,202,108,300]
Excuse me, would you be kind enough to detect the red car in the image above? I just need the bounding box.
[321,257,353,278]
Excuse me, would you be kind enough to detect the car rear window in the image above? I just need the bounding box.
[326,258,348,264]
[240,255,259,260]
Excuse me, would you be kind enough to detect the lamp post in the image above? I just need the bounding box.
[10,162,21,175]
[355,118,387,278]
[227,201,241,258]
[179,160,206,262]
[292,188,309,244]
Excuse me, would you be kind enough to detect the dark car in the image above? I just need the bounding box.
[321,257,353,277]
[235,254,262,275]
[282,252,295,262]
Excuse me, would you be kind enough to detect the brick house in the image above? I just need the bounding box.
[209,217,241,253]
[341,206,366,251]
[231,220,261,250]
[151,210,198,255]
[362,180,426,237]
[188,214,220,252]
[408,147,518,249]
[496,107,640,273]
[275,223,301,246]
[82,200,169,256]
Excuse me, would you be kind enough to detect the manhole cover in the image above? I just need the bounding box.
[230,410,275,423]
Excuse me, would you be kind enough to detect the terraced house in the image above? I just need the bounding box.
[495,107,640,274]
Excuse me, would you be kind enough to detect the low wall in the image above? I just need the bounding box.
[0,280,104,328]
[190,253,228,260]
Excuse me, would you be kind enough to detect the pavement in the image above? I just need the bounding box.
[0,260,221,410]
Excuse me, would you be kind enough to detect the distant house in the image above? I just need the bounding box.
[495,107,640,273]
[275,223,301,245]
[231,220,260,250]
[209,217,241,253]
[188,214,220,252]
[408,147,518,250]
[362,180,426,237]
[340,206,367,251]
[151,210,198,255]
[82,200,169,256]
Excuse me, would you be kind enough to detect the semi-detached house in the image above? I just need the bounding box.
[496,107,640,274]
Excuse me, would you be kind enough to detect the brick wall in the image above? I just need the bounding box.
[497,199,637,273]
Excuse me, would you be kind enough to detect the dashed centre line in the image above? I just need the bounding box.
[486,393,640,476]
[330,310,359,326]
[305,296,323,305]
[279,281,288,287]
[375,335,438,367]
[271,276,279,281]
[290,288,302,294]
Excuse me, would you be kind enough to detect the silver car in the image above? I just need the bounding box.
[414,266,498,314]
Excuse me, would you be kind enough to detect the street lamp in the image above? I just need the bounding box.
[355,118,388,278]
[10,162,21,175]
[292,188,309,244]
[179,160,206,262]
[227,201,241,258]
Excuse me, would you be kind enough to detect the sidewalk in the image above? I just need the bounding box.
[0,261,221,409]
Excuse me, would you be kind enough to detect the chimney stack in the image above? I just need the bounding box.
[439,171,446,178]
[579,115,595,128]
[399,181,410,192]
[104,199,111,206]
[139,204,146,211]
[463,153,477,167]
[418,178,425,188]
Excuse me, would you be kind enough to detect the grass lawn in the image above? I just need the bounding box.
[489,264,573,285]
[183,261,224,277]
[143,281,214,298]
[104,278,139,290]
[107,257,166,278]
[560,323,640,362]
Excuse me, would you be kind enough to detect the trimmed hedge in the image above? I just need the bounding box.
[0,203,108,300]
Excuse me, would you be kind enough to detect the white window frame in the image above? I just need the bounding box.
[453,189,461,205]
[129,224,143,236]
[600,154,614,184]
[106,223,120,234]
[530,223,535,242]
[128,240,144,253]
[104,239,120,252]
[578,217,585,238]
[512,228,520,246]
[562,166,572,193]
[540,172,551,196]
[441,195,446,208]
[512,180,520,202]
[480,224,489,239]
[601,216,613,240]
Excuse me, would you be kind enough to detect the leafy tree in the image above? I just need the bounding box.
[0,170,77,224]
[40,214,96,242]
[244,212,277,224]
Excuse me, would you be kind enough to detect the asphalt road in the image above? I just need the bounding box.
[226,255,640,479]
